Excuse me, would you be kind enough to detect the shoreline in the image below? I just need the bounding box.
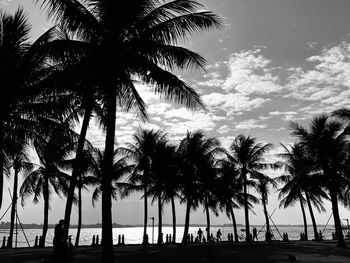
[1,240,350,263]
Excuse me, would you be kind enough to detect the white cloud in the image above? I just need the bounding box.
[235,119,267,130]
[222,50,283,94]
[202,92,270,116]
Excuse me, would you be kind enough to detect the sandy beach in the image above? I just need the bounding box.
[1,240,350,263]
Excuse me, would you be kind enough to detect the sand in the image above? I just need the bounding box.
[1,240,350,263]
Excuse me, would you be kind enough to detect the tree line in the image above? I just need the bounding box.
[1,1,349,262]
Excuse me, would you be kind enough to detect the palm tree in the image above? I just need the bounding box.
[146,139,178,245]
[19,121,76,247]
[0,8,62,212]
[228,135,273,242]
[3,132,33,248]
[34,0,222,259]
[88,148,135,208]
[290,115,350,247]
[176,131,222,243]
[255,175,277,240]
[120,129,166,245]
[215,160,245,242]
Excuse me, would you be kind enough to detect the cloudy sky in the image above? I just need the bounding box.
[2,0,350,227]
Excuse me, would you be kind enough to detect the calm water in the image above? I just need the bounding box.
[0,225,338,247]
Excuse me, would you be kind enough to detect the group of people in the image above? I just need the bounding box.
[196,228,222,243]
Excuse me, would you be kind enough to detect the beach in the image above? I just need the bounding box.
[1,240,350,263]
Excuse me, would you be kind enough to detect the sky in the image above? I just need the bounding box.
[2,0,350,227]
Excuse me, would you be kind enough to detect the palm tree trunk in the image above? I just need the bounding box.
[142,185,148,245]
[205,197,210,241]
[262,196,270,240]
[75,186,82,247]
[243,173,250,242]
[171,197,176,244]
[157,193,162,245]
[101,92,116,263]
[229,204,239,242]
[42,175,49,248]
[64,100,92,235]
[305,191,318,241]
[8,165,19,248]
[182,200,191,244]
[0,119,3,211]
[299,195,308,241]
[330,188,345,247]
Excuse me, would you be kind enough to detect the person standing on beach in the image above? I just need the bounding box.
[53,219,67,261]
[198,228,203,242]
[216,229,222,242]
[252,227,258,241]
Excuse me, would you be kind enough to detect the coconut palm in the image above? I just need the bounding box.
[255,174,277,241]
[34,0,221,259]
[176,131,222,243]
[120,129,166,245]
[0,8,64,212]
[3,132,34,248]
[228,135,273,242]
[19,120,77,247]
[215,160,247,242]
[147,139,178,245]
[88,148,135,208]
[290,115,350,247]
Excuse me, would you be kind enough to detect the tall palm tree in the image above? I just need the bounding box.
[88,147,135,210]
[228,135,273,242]
[34,0,222,259]
[3,132,33,248]
[146,139,178,245]
[290,115,350,247]
[215,160,246,242]
[19,121,76,247]
[176,131,222,243]
[255,175,277,240]
[120,129,166,244]
[0,8,62,212]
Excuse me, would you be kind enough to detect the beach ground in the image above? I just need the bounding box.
[1,240,350,263]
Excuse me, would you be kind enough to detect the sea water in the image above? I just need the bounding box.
[0,225,337,247]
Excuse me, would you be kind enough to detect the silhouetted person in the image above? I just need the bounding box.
[53,219,67,262]
[198,228,203,242]
[252,227,258,241]
[319,230,323,240]
[216,229,222,242]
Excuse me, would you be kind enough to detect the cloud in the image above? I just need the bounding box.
[202,92,270,116]
[222,50,283,95]
[234,119,267,130]
[269,111,298,121]
[285,41,350,103]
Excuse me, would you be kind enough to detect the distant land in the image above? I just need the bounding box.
[0,221,334,229]
[0,221,243,229]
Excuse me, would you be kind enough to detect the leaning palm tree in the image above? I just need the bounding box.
[34,0,222,260]
[290,115,350,247]
[228,135,273,242]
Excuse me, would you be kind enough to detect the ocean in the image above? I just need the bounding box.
[0,225,339,247]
